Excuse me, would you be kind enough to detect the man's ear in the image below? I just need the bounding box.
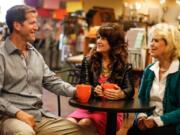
[13,22,22,31]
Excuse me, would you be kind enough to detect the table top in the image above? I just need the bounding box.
[66,54,84,64]
[69,98,155,113]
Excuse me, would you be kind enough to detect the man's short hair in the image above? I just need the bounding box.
[6,5,37,33]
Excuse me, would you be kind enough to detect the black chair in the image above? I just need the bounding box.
[55,66,81,116]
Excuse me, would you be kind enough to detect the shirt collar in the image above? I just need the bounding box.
[5,37,34,55]
[4,37,17,54]
[150,59,179,74]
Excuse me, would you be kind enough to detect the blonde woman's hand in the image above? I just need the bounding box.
[94,85,103,97]
[103,85,125,100]
[143,119,157,129]
[137,117,157,130]
[137,117,147,130]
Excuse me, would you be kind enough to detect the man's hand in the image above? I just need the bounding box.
[16,110,36,128]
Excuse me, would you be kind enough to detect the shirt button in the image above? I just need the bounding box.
[29,91,32,94]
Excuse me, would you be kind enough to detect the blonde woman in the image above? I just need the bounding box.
[127,23,180,135]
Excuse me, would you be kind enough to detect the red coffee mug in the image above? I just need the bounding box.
[76,84,91,103]
[101,83,116,100]
[101,83,116,90]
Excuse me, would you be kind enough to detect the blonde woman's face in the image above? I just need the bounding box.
[149,37,167,59]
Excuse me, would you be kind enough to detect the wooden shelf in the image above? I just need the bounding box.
[83,36,96,56]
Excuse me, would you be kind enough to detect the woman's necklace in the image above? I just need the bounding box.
[159,68,168,72]
[159,60,171,73]
[101,66,111,77]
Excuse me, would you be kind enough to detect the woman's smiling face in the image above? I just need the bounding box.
[149,36,167,59]
[96,35,110,55]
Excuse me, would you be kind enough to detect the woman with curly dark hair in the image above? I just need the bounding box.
[67,23,135,135]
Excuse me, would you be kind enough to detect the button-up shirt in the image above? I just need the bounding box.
[0,38,76,121]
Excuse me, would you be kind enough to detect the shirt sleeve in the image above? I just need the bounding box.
[137,112,147,119]
[42,58,76,97]
[0,98,20,117]
[0,56,20,117]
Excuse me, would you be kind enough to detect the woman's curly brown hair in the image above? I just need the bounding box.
[89,23,128,82]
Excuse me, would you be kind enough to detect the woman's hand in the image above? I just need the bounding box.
[137,117,147,130]
[143,119,157,129]
[137,117,157,130]
[94,85,103,97]
[103,85,125,100]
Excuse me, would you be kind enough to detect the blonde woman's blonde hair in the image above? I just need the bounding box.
[149,23,180,59]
